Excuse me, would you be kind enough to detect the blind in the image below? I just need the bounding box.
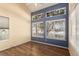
[0,16,9,29]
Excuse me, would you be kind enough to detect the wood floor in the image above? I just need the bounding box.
[0,41,70,56]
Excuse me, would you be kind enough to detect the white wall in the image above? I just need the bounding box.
[0,4,31,51]
[75,3,79,55]
[69,3,79,56]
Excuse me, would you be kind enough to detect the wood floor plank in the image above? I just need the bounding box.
[0,41,70,56]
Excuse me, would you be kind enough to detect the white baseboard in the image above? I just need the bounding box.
[0,40,31,52]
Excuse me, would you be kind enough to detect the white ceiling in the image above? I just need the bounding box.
[26,3,57,12]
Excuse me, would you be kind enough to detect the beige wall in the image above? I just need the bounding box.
[69,3,79,56]
[0,4,31,51]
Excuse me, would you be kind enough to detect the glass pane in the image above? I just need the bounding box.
[54,10,58,16]
[46,11,53,17]
[46,7,66,17]
[32,15,38,21]
[32,23,37,37]
[54,19,65,40]
[37,14,41,20]
[47,12,51,17]
[46,20,55,39]
[37,22,44,37]
[0,29,9,40]
[46,19,65,40]
[59,7,66,15]
[41,13,45,18]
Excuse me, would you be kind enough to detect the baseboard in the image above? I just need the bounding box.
[32,40,68,49]
[0,40,31,52]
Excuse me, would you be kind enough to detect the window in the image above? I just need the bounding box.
[0,16,9,40]
[32,15,38,21]
[32,13,45,21]
[46,19,65,40]
[32,23,37,37]
[46,7,66,17]
[37,22,44,37]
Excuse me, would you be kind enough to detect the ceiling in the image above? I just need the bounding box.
[26,3,57,12]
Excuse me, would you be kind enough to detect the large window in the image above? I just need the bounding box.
[46,19,65,40]
[32,22,44,38]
